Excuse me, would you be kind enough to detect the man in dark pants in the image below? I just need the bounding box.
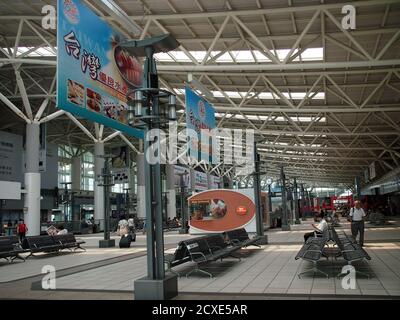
[349,200,366,246]
[304,212,328,242]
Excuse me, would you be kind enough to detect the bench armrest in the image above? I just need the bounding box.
[189,251,208,262]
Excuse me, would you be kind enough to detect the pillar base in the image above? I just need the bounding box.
[99,239,115,248]
[295,219,301,224]
[255,235,268,245]
[281,224,291,231]
[134,274,178,300]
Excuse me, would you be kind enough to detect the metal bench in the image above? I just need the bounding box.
[224,228,262,248]
[164,241,191,277]
[330,226,371,278]
[52,233,86,252]
[22,235,65,258]
[0,236,28,262]
[295,231,329,278]
[183,234,242,278]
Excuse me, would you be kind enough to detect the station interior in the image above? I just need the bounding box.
[0,0,400,301]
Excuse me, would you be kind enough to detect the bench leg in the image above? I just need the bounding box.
[228,253,241,261]
[25,252,35,259]
[186,264,213,278]
[165,262,181,278]
[298,261,329,279]
[74,245,86,252]
[11,254,25,262]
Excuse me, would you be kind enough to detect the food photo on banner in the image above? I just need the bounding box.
[185,86,216,163]
[56,0,143,139]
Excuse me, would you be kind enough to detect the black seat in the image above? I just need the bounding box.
[224,228,262,248]
[52,233,86,252]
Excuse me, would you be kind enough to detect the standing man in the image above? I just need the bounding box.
[16,219,28,243]
[349,200,366,246]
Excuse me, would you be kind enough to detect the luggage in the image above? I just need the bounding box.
[130,232,136,242]
[119,234,132,248]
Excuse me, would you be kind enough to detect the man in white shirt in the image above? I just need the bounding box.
[304,212,328,242]
[349,200,366,246]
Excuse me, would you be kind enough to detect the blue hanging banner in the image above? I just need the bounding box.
[185,86,216,162]
[57,0,144,139]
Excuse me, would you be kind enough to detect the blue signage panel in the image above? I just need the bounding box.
[185,86,216,162]
[57,0,144,139]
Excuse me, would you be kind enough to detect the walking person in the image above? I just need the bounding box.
[349,200,366,246]
[16,219,28,242]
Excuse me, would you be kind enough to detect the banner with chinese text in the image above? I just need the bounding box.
[185,86,216,163]
[57,0,144,139]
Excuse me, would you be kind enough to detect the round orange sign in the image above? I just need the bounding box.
[236,206,247,215]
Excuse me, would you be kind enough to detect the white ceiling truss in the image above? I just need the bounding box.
[0,0,399,189]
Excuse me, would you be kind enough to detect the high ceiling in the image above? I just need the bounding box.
[0,0,399,189]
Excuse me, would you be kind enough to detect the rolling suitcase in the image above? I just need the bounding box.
[119,234,132,248]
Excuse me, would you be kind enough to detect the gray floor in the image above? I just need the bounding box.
[1,218,400,299]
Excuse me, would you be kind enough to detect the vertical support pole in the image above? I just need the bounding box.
[24,122,41,236]
[268,184,273,226]
[103,159,110,241]
[190,168,196,194]
[207,171,212,189]
[178,174,188,234]
[253,144,263,236]
[71,155,81,191]
[294,178,300,224]
[136,153,146,218]
[94,142,104,223]
[354,176,361,201]
[301,183,307,221]
[166,164,176,219]
[281,166,290,231]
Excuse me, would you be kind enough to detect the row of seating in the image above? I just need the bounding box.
[330,226,371,278]
[0,234,86,263]
[0,236,29,262]
[165,228,263,278]
[295,228,330,278]
[295,226,371,278]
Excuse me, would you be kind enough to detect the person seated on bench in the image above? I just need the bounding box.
[304,211,328,242]
[57,225,68,235]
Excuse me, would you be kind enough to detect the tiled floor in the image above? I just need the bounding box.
[1,218,400,299]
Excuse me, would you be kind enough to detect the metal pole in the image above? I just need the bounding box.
[354,176,361,200]
[179,173,188,234]
[294,178,300,224]
[281,166,290,231]
[301,183,307,221]
[253,144,263,236]
[98,157,115,247]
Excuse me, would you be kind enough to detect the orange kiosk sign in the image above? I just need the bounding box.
[236,206,247,215]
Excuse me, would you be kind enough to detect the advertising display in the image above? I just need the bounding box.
[0,131,23,182]
[194,171,208,191]
[369,161,376,179]
[57,0,144,139]
[188,188,268,234]
[210,174,221,189]
[174,165,191,189]
[185,86,216,162]
[111,146,130,184]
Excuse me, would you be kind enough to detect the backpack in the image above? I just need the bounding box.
[18,224,27,233]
